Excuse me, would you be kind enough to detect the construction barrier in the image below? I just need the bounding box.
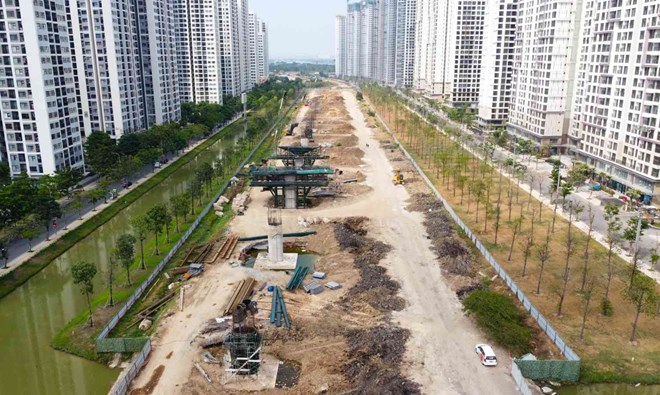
[515,359,581,382]
[512,361,535,395]
[371,98,581,382]
[107,339,151,395]
[96,337,149,353]
[100,91,304,395]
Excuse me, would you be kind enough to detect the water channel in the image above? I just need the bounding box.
[0,126,246,395]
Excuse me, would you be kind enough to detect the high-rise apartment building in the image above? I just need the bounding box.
[0,0,84,176]
[394,0,416,87]
[339,0,409,85]
[236,0,250,93]
[257,20,269,81]
[506,0,583,150]
[68,0,180,139]
[336,16,347,77]
[247,13,269,87]
[219,0,244,97]
[175,0,223,104]
[413,0,484,106]
[570,0,660,200]
[477,0,518,129]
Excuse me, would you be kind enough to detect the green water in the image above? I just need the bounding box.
[559,384,660,394]
[0,128,245,395]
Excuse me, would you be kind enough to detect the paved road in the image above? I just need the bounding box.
[398,91,660,281]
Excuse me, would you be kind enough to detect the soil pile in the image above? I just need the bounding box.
[344,326,421,395]
[407,193,475,277]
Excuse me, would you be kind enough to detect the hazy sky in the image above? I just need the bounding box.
[249,0,346,60]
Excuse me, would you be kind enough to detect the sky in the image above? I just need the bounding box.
[248,0,346,60]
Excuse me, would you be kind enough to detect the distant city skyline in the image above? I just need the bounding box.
[249,0,345,59]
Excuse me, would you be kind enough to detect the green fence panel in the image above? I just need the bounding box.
[96,337,149,353]
[514,359,581,382]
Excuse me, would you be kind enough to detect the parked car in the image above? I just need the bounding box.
[475,344,498,366]
[154,161,162,168]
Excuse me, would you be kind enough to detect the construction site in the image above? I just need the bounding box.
[128,83,525,395]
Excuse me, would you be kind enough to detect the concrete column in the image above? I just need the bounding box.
[268,224,284,262]
[301,138,309,147]
[284,175,296,209]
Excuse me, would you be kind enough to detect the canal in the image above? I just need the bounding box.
[0,125,246,395]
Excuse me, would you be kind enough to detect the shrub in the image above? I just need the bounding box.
[600,298,614,316]
[463,290,532,355]
[367,110,375,117]
[356,92,364,101]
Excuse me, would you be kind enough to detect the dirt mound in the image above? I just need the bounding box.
[343,326,421,395]
[406,193,476,277]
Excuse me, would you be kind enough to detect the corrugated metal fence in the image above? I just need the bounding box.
[370,101,581,382]
[512,361,534,395]
[98,93,302,395]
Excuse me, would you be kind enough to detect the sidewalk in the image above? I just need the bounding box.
[0,115,242,278]
[391,91,660,283]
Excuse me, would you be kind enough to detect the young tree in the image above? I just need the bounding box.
[170,194,189,232]
[146,204,168,255]
[579,277,596,341]
[557,202,579,316]
[71,192,85,220]
[87,187,107,211]
[187,178,202,215]
[71,261,97,327]
[622,215,649,287]
[130,215,150,270]
[623,274,658,343]
[0,228,15,269]
[521,215,535,277]
[115,234,137,285]
[580,204,596,292]
[107,254,117,307]
[34,194,62,241]
[536,225,552,295]
[508,216,524,261]
[603,205,622,314]
[16,214,41,252]
[84,131,118,176]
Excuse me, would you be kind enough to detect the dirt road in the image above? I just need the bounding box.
[130,85,519,394]
[339,88,518,394]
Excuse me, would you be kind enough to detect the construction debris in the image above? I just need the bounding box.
[195,362,212,383]
[286,266,310,290]
[302,281,324,295]
[201,352,221,364]
[325,281,342,290]
[231,191,251,215]
[312,271,326,279]
[138,319,153,331]
[222,278,256,316]
[270,286,291,328]
[238,231,317,242]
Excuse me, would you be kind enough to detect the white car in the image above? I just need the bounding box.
[475,344,498,366]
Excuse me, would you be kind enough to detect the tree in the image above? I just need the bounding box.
[0,162,10,186]
[71,261,97,327]
[623,274,658,343]
[84,131,117,176]
[536,225,551,295]
[567,162,593,188]
[187,178,202,215]
[170,194,189,232]
[508,216,524,261]
[87,187,107,211]
[197,162,214,196]
[603,205,622,314]
[557,202,579,316]
[0,228,15,269]
[16,214,41,252]
[130,216,150,269]
[115,234,137,285]
[71,192,85,220]
[33,195,61,241]
[107,254,117,307]
[53,167,83,196]
[521,215,535,277]
[146,204,168,255]
[579,277,596,341]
